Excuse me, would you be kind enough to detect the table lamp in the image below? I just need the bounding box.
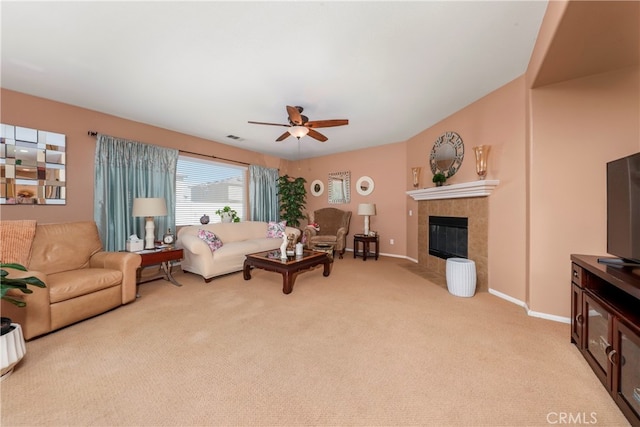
[357,203,376,235]
[132,197,168,249]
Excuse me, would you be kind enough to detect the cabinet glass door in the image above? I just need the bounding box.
[571,283,583,346]
[584,294,612,386]
[615,321,640,421]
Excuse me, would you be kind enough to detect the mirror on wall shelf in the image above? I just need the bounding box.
[328,171,350,204]
[356,176,375,196]
[430,131,464,179]
[0,123,66,205]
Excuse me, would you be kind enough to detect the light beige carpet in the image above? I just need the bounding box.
[0,256,630,426]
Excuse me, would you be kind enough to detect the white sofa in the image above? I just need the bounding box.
[176,221,300,282]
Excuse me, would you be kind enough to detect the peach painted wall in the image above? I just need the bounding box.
[292,142,407,256]
[0,89,291,224]
[528,66,640,316]
[406,77,529,302]
[525,0,568,89]
[2,0,637,321]
[404,66,639,318]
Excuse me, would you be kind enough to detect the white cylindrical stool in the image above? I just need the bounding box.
[446,258,477,297]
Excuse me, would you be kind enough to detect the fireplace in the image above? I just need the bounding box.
[408,181,498,293]
[416,197,489,292]
[429,216,468,260]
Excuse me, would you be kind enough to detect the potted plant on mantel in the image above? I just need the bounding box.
[432,172,447,187]
[1,263,46,380]
[277,175,307,228]
[215,206,240,223]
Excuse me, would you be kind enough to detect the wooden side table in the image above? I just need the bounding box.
[353,234,379,261]
[137,247,183,287]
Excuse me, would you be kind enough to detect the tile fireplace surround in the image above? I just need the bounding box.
[407,180,499,293]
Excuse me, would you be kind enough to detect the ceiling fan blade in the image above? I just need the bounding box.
[307,128,328,142]
[248,121,290,127]
[286,105,303,125]
[306,119,349,128]
[276,131,291,142]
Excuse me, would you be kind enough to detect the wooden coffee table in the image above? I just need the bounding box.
[243,250,332,294]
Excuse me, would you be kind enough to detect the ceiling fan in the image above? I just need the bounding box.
[248,105,348,142]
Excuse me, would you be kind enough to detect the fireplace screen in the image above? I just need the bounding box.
[429,216,468,259]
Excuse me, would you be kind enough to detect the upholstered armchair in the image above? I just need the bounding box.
[303,207,352,258]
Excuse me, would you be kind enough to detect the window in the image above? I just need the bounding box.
[175,155,246,226]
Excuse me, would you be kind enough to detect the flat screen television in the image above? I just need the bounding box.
[601,152,640,266]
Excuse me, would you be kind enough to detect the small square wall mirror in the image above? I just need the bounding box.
[328,171,350,204]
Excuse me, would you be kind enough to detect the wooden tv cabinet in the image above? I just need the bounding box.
[570,254,640,425]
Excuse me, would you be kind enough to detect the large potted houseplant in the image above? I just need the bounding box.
[1,263,46,380]
[277,175,307,228]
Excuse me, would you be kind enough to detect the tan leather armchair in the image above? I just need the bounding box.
[1,221,141,340]
[303,208,352,258]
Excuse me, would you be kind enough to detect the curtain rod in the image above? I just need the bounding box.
[87,131,251,166]
[179,149,250,166]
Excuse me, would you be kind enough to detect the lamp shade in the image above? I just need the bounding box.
[357,203,376,216]
[132,198,167,217]
[288,126,309,138]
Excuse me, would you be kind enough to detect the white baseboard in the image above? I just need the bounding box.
[344,248,408,260]
[488,288,571,324]
[379,252,407,259]
[488,288,527,308]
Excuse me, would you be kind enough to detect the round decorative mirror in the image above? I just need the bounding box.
[356,176,375,196]
[310,179,324,197]
[430,131,464,178]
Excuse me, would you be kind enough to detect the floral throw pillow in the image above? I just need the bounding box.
[197,229,223,253]
[266,221,287,238]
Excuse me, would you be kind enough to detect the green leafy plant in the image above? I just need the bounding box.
[432,173,447,186]
[277,175,307,227]
[1,263,46,308]
[215,206,240,223]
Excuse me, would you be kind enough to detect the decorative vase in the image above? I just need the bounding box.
[473,145,491,180]
[280,234,288,259]
[0,317,12,336]
[411,167,421,189]
[1,323,26,381]
[220,212,233,223]
[436,181,443,187]
[200,214,209,225]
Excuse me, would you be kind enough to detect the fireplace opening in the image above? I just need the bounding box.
[429,216,468,260]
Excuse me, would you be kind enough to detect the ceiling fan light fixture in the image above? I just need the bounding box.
[289,126,309,139]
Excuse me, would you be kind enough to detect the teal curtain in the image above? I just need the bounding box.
[94,134,179,251]
[249,165,279,222]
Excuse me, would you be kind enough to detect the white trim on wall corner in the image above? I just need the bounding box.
[488,288,527,308]
[343,248,406,260]
[488,288,571,324]
[527,309,571,324]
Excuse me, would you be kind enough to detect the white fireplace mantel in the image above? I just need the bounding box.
[406,179,500,201]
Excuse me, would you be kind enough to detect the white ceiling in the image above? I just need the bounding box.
[1,1,548,160]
